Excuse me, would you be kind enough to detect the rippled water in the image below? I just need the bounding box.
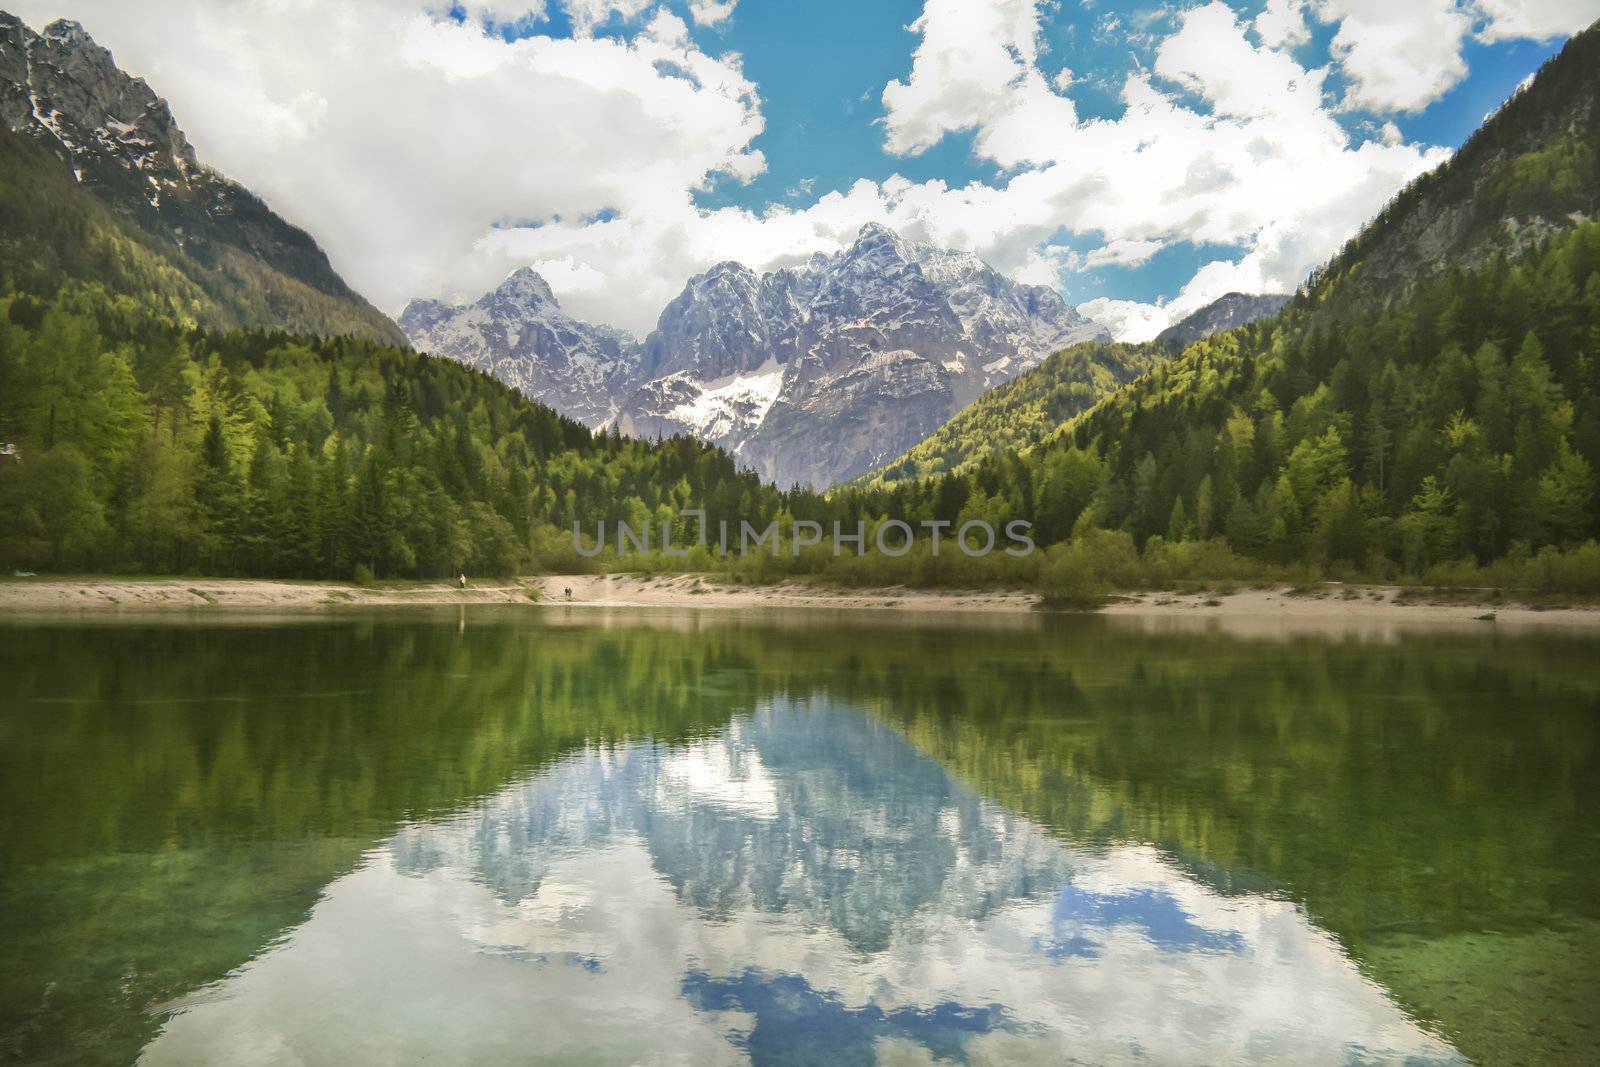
[1,609,1596,1064]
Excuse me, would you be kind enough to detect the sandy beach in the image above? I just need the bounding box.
[3,572,1599,630]
[0,574,1032,616]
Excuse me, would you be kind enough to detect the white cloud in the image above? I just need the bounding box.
[1083,239,1166,269]
[1255,0,1310,48]
[455,3,551,21]
[1315,0,1472,113]
[562,0,653,36]
[1076,297,1176,343]
[1475,0,1600,40]
[877,0,1448,338]
[688,0,738,27]
[880,0,1073,158]
[1156,1,1327,121]
[522,255,608,292]
[1309,0,1599,113]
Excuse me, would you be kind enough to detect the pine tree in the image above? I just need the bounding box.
[1537,439,1597,546]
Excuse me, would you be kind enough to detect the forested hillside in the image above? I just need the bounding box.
[1049,218,1600,570]
[858,342,1164,488]
[0,282,789,577]
[4,186,1596,585]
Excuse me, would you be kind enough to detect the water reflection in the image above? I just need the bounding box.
[144,698,1462,1065]
[4,611,1595,1064]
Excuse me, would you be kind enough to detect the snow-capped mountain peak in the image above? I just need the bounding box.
[642,259,766,382]
[488,266,559,309]
[844,221,914,265]
[399,268,638,428]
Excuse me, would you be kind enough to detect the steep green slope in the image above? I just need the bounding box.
[1308,21,1600,314]
[0,126,220,320]
[0,124,405,346]
[1048,219,1600,569]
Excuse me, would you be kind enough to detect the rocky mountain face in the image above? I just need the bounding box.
[1155,293,1291,347]
[626,225,1111,487]
[1312,22,1600,312]
[399,268,638,428]
[0,12,405,345]
[406,223,1110,487]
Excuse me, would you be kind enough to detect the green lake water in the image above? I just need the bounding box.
[1,608,1596,1065]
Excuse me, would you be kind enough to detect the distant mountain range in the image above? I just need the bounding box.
[403,223,1112,487]
[0,13,403,345]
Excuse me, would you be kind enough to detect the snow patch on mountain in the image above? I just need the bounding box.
[666,358,786,442]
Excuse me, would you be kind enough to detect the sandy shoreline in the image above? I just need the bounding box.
[2,573,1598,630]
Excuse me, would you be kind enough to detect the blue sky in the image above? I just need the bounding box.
[28,0,1597,337]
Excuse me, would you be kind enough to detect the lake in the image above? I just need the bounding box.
[1,608,1596,1065]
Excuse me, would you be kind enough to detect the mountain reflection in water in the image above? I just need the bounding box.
[143,697,1463,1066]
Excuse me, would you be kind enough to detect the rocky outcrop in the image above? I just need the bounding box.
[1155,293,1291,347]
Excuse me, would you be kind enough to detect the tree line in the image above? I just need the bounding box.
[0,282,803,578]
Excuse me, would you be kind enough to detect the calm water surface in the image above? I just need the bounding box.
[1,608,1596,1065]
